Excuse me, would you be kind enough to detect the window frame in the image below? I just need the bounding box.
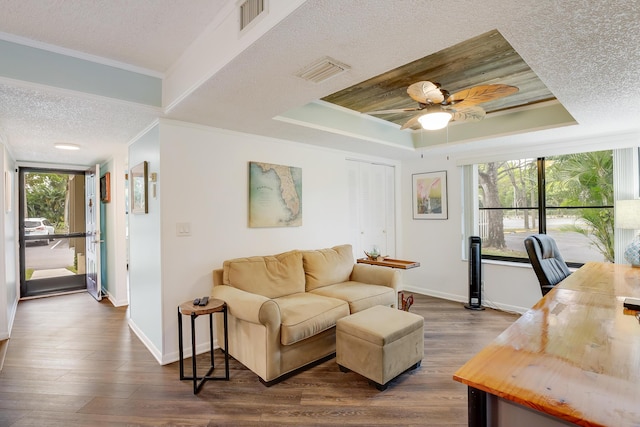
[478,156,614,268]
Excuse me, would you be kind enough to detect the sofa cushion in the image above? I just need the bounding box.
[223,250,304,299]
[310,281,396,313]
[302,244,354,291]
[274,293,349,346]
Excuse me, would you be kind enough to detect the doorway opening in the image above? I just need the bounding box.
[19,168,88,298]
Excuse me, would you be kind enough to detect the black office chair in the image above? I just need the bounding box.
[524,234,571,296]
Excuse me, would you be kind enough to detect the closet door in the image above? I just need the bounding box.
[348,161,395,260]
[382,164,396,256]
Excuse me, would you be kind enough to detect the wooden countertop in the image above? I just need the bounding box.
[453,262,640,427]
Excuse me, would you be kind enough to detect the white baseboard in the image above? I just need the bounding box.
[104,290,128,307]
[128,317,220,365]
[128,318,163,364]
[480,299,528,315]
[0,339,8,371]
[401,285,467,304]
[162,338,219,366]
[400,285,528,315]
[1,295,19,340]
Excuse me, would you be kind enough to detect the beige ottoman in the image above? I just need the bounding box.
[336,305,424,390]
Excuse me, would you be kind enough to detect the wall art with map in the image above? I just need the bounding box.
[249,161,302,227]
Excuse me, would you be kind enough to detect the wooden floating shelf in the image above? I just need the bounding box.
[356,258,420,269]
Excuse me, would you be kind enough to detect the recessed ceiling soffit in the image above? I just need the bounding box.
[322,30,559,130]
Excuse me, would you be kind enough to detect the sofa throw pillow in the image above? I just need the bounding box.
[223,250,305,299]
[302,244,354,291]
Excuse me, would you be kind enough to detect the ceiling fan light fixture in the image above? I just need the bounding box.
[417,112,452,130]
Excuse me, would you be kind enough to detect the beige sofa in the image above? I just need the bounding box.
[211,244,400,385]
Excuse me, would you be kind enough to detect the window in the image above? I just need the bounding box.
[477,150,614,266]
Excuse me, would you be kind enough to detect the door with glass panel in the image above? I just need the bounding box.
[19,168,88,298]
[85,164,101,301]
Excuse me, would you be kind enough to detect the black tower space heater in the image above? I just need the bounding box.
[465,236,485,310]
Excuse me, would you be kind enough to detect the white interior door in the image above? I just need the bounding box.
[85,164,101,301]
[348,161,396,259]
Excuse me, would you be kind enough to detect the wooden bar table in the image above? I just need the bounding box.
[454,262,640,427]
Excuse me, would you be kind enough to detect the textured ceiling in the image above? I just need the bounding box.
[0,81,160,164]
[0,0,228,73]
[0,0,639,166]
[167,0,640,158]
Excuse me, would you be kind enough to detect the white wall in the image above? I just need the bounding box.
[400,132,640,314]
[128,125,163,359]
[129,119,400,363]
[399,153,544,313]
[1,144,17,340]
[128,120,638,364]
[100,151,129,307]
[401,154,541,312]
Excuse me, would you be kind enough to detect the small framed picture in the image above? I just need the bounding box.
[4,171,12,213]
[412,170,448,219]
[100,172,110,203]
[130,161,148,214]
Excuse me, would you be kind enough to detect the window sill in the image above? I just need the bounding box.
[480,259,533,269]
[463,257,579,273]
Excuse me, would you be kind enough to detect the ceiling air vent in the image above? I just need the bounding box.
[240,0,265,31]
[296,57,351,83]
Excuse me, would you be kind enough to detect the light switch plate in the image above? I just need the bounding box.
[176,222,191,237]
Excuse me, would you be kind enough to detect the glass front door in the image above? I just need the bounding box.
[19,168,87,298]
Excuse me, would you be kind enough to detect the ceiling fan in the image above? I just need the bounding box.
[366,81,519,130]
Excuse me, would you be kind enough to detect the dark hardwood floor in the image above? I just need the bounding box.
[0,292,518,426]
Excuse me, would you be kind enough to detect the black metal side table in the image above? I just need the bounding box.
[177,298,229,394]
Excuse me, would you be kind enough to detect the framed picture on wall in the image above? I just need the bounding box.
[4,171,11,213]
[248,161,302,227]
[130,161,148,214]
[412,170,448,220]
[100,172,111,203]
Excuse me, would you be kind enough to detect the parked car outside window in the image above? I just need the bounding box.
[24,218,55,245]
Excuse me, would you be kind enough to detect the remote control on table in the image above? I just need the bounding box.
[199,296,209,306]
[624,297,640,311]
[193,298,200,305]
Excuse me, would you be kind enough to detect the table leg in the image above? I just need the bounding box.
[178,307,184,379]
[209,313,214,368]
[468,386,487,427]
[191,313,198,394]
[223,305,229,380]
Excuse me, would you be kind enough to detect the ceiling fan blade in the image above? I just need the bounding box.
[446,84,518,108]
[365,107,422,115]
[448,106,486,122]
[407,81,445,104]
[400,113,425,130]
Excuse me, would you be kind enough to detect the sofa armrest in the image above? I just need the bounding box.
[350,263,401,291]
[211,285,281,326]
